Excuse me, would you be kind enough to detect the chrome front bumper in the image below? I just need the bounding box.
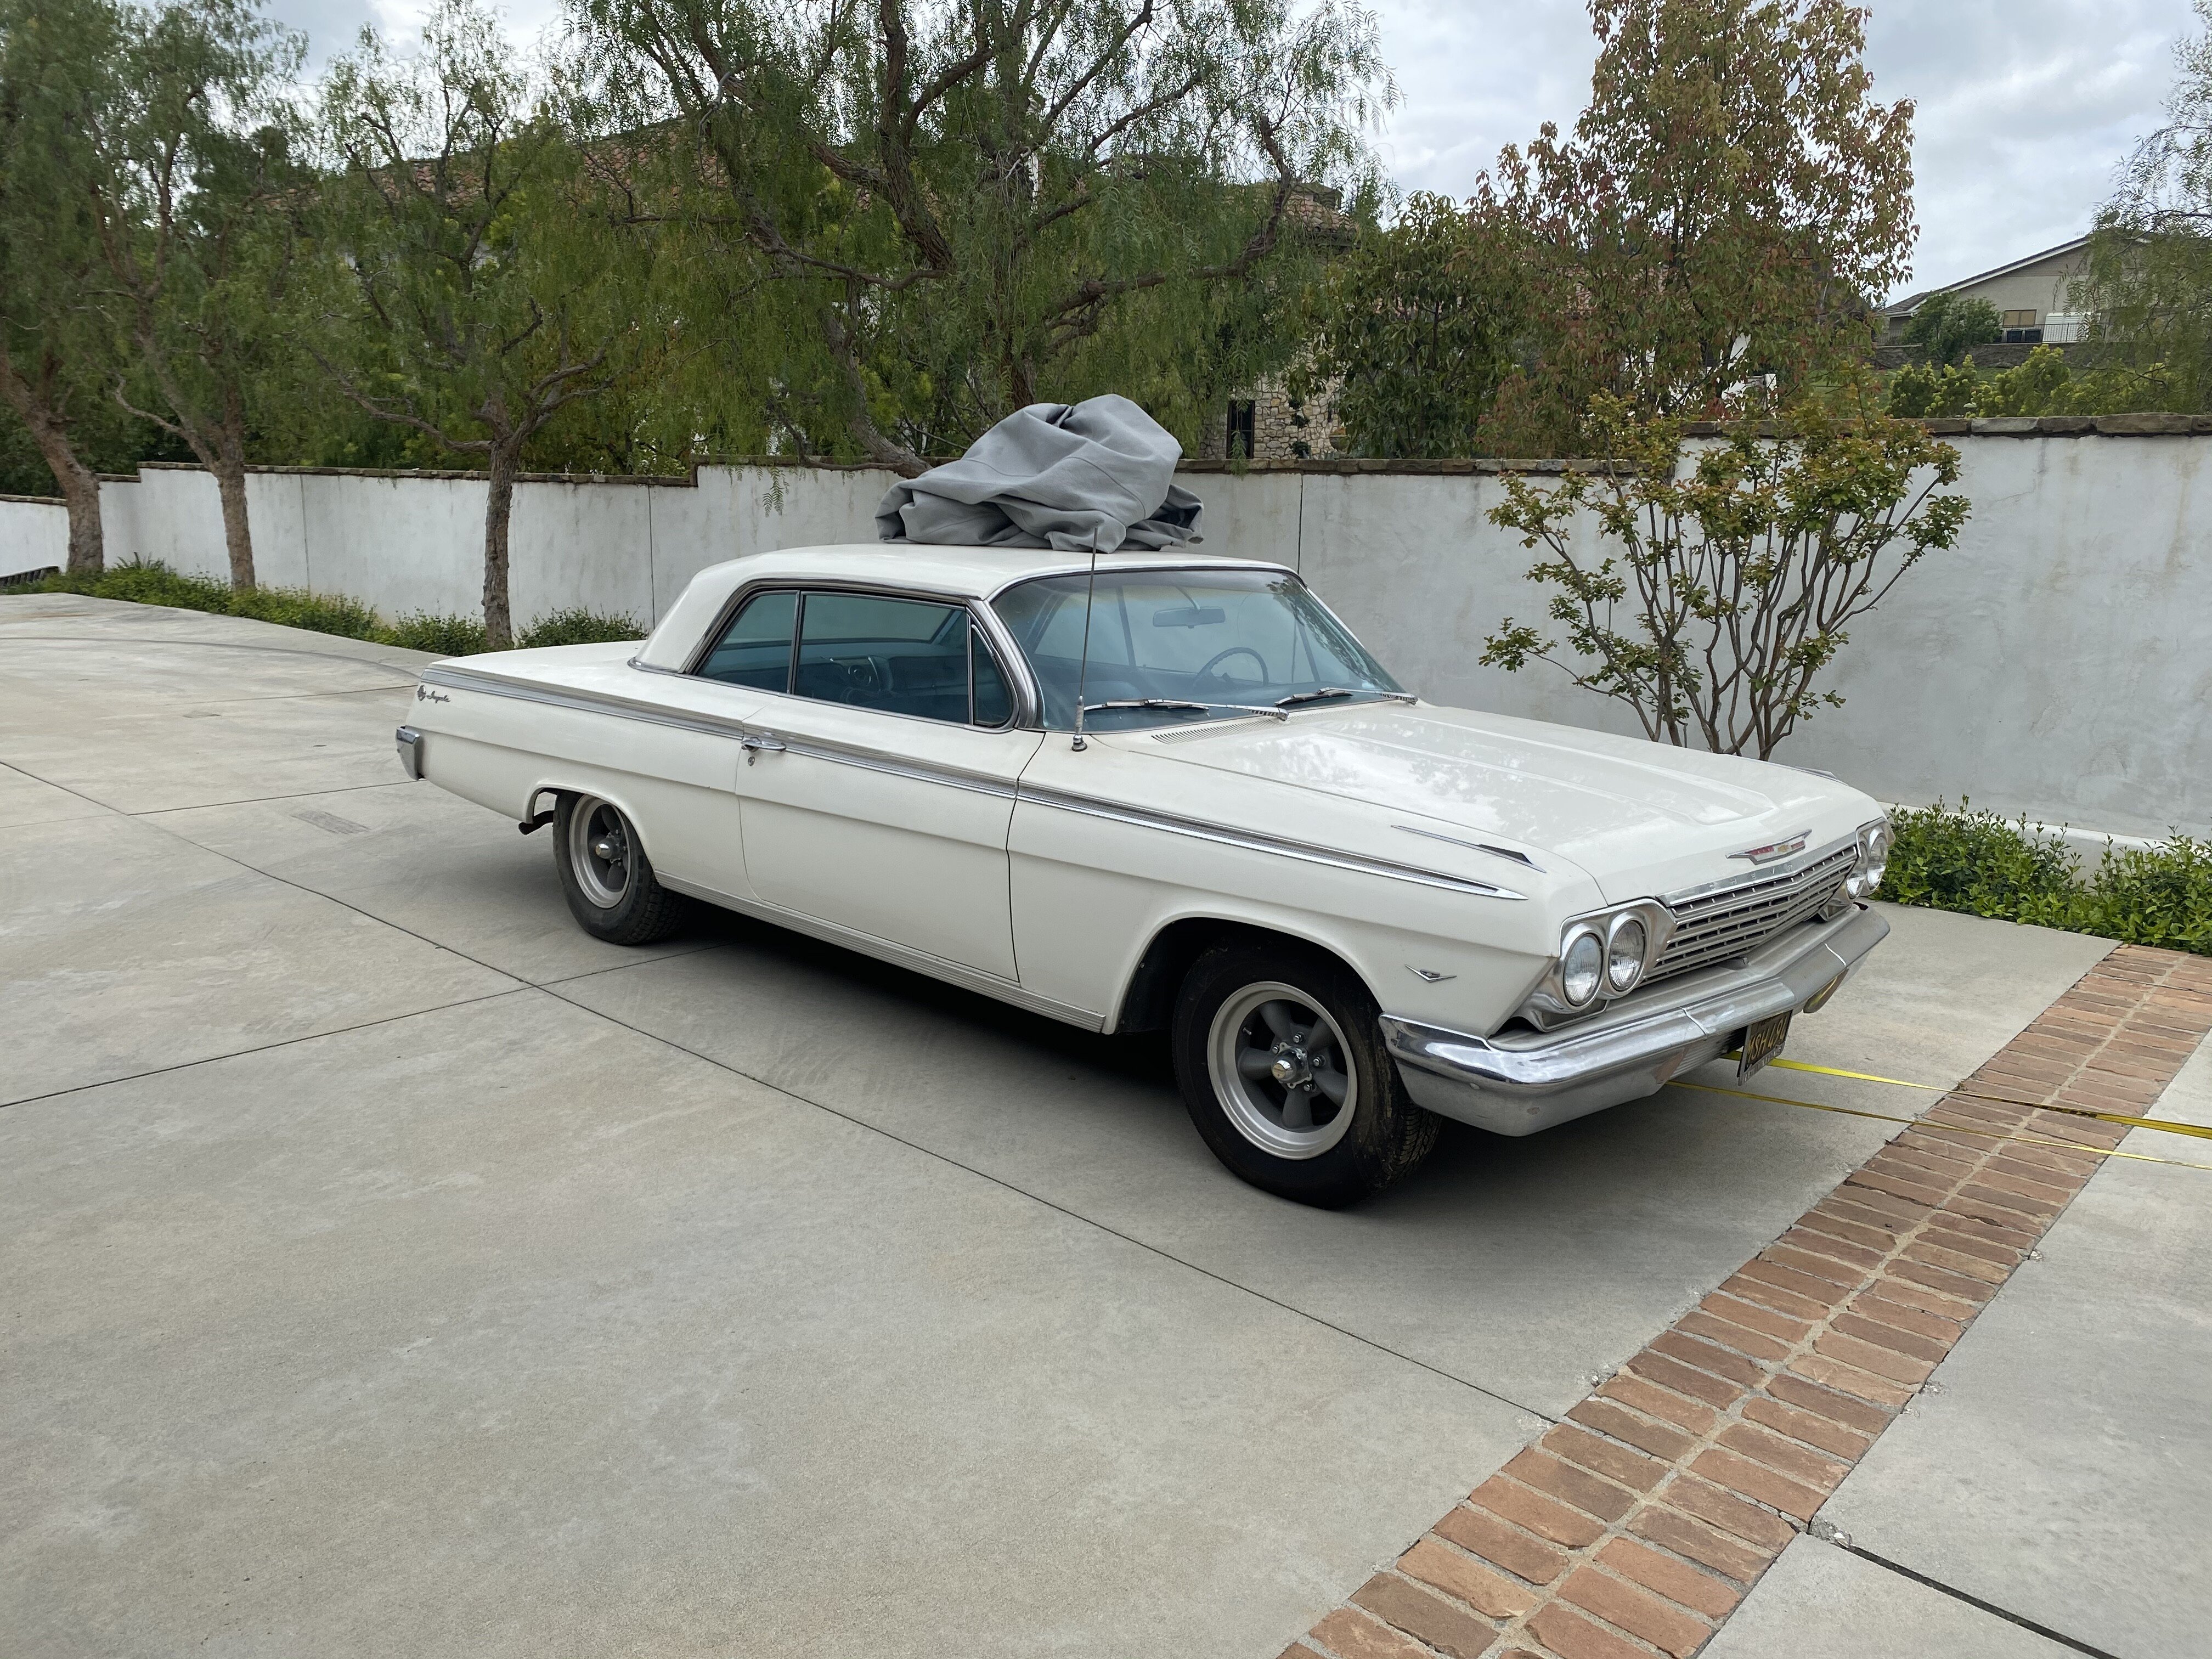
[1380,905,1890,1137]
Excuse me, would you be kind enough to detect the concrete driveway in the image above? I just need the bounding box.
[0,595,2155,1657]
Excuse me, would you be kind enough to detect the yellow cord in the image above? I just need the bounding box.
[1667,1078,2212,1171]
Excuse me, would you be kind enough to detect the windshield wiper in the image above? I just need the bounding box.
[1274,686,1420,708]
[1081,697,1290,721]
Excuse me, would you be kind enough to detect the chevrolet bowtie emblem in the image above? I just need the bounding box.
[1729,830,1810,865]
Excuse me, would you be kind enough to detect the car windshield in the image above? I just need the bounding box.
[991,567,1406,731]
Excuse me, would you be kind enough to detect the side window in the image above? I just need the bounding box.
[795,591,971,723]
[972,628,1012,726]
[697,589,797,690]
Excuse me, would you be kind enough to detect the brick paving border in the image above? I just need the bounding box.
[1285,944,2212,1659]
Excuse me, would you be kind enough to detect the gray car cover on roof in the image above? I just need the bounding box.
[875,393,1203,552]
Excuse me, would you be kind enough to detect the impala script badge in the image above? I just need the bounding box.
[1728,830,1810,865]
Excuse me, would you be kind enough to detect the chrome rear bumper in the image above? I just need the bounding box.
[1380,905,1889,1137]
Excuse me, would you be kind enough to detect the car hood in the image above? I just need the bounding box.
[1138,701,1875,902]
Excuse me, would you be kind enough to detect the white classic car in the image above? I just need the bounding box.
[396,544,1891,1206]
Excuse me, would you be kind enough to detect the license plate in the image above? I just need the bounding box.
[1738,1012,1792,1079]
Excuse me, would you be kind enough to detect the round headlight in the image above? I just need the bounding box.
[1561,929,1605,1006]
[1607,916,1647,992]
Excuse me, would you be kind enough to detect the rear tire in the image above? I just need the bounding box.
[552,792,690,945]
[1171,940,1440,1207]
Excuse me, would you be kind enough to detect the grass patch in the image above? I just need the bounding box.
[2,560,641,657]
[1882,799,2212,956]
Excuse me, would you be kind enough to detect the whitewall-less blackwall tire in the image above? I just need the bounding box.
[1172,940,1440,1207]
[552,792,691,945]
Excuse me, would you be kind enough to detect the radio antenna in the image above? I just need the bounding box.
[1071,523,1103,752]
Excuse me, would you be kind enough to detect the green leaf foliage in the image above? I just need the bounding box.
[2,558,636,654]
[1899,292,2000,367]
[566,0,1395,468]
[1884,345,2177,418]
[1291,193,1522,457]
[1882,800,2212,956]
[1476,0,1916,456]
[1482,388,1968,757]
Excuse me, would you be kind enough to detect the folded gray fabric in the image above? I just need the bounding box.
[876,393,1203,551]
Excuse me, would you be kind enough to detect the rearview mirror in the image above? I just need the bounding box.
[1153,606,1226,629]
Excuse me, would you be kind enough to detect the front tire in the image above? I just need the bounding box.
[552,792,689,945]
[1171,940,1440,1207]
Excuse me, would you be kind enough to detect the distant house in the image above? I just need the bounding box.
[1880,235,2094,346]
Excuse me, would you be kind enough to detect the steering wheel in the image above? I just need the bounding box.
[1196,645,1269,685]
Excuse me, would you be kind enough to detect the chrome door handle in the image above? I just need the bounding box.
[740,732,787,764]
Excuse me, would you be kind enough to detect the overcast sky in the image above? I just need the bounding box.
[270,0,2200,300]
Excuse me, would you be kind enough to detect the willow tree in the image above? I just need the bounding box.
[90,0,306,590]
[1477,0,1916,454]
[311,0,647,646]
[0,0,128,571]
[2072,0,2212,410]
[568,0,1393,470]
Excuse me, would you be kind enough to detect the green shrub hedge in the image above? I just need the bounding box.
[2,560,642,656]
[1881,800,2212,956]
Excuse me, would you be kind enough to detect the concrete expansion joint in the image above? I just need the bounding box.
[1283,945,2212,1659]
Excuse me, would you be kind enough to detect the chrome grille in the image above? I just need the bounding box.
[1649,844,1858,983]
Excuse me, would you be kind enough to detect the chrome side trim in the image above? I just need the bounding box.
[1380,906,1889,1137]
[1015,783,1525,900]
[657,872,1106,1031]
[1392,823,1545,872]
[422,663,751,742]
[424,662,1510,894]
[762,727,1018,799]
[422,663,1024,799]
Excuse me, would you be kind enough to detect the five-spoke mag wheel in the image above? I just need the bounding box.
[1208,982,1358,1159]
[1173,940,1440,1207]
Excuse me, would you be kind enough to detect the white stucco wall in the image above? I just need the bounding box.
[0,495,67,578]
[3,438,2206,840]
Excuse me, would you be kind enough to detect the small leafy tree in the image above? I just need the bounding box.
[1289,191,1524,457]
[1481,394,1969,758]
[312,0,644,646]
[0,0,129,571]
[1899,291,2000,366]
[89,0,306,590]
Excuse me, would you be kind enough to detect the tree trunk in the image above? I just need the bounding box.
[0,349,104,574]
[212,380,256,590]
[482,442,518,650]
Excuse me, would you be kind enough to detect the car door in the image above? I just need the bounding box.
[726,586,1042,979]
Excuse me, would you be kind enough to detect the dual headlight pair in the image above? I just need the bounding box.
[1847,817,1894,899]
[1536,818,1893,1018]
[1538,900,1674,1016]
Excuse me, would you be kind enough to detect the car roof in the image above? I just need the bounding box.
[636,543,1295,670]
[701,542,1289,601]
